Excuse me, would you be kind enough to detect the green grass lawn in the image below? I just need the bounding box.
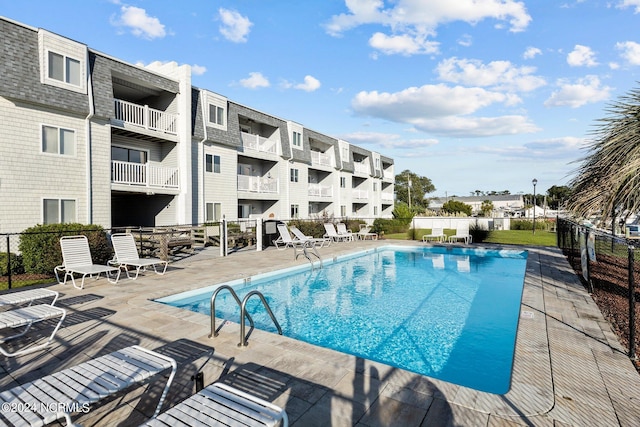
[385,228,557,247]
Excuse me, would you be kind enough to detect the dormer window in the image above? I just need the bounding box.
[48,52,81,86]
[209,104,224,126]
[292,131,302,148]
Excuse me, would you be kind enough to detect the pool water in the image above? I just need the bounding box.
[157,246,528,394]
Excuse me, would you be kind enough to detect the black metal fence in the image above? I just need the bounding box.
[556,217,638,359]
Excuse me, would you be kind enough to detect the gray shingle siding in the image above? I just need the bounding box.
[0,19,89,115]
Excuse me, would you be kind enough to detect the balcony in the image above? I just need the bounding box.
[354,162,370,175]
[240,132,278,155]
[114,99,177,135]
[308,184,333,198]
[111,160,179,189]
[381,193,394,203]
[237,175,279,194]
[311,151,333,168]
[353,189,369,200]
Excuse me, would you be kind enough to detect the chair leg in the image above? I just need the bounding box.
[0,309,66,357]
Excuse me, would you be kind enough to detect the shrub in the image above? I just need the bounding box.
[372,218,410,235]
[0,252,24,276]
[19,223,112,275]
[287,219,325,238]
[469,224,491,243]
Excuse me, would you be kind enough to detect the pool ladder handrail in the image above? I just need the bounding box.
[298,243,323,270]
[209,285,283,347]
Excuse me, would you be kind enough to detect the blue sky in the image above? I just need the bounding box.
[3,0,640,197]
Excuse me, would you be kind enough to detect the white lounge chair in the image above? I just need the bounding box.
[0,288,58,308]
[55,235,121,289]
[0,345,176,426]
[275,224,308,250]
[290,226,330,248]
[422,223,445,243]
[110,233,168,280]
[141,382,288,427]
[357,225,378,240]
[0,304,66,357]
[323,223,350,242]
[336,223,355,241]
[448,222,472,244]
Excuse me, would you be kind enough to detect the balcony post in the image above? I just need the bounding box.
[144,104,149,130]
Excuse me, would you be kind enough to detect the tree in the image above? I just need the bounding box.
[394,170,436,209]
[480,200,494,217]
[546,185,571,210]
[442,200,472,216]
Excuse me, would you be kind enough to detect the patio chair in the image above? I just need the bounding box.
[323,223,351,242]
[336,223,355,241]
[110,233,168,280]
[0,288,58,309]
[276,224,312,259]
[0,304,66,357]
[422,223,445,243]
[54,235,121,290]
[0,345,176,426]
[290,226,331,248]
[448,222,472,244]
[357,225,378,240]
[141,382,288,427]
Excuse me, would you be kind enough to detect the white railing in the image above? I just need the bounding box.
[354,162,370,175]
[311,151,333,167]
[111,160,179,188]
[308,184,333,198]
[240,132,277,155]
[114,99,177,135]
[381,192,394,202]
[237,175,279,194]
[353,189,369,199]
[382,169,394,180]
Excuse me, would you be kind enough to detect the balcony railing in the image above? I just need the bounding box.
[311,151,333,167]
[237,175,279,194]
[308,184,333,198]
[114,99,177,135]
[381,192,394,202]
[111,160,179,188]
[354,162,370,175]
[240,132,277,155]
[353,189,369,199]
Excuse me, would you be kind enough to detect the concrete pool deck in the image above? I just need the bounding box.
[1,240,640,426]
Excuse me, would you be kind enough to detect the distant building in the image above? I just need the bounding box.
[429,195,524,216]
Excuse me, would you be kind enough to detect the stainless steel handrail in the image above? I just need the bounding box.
[239,290,283,346]
[209,285,254,338]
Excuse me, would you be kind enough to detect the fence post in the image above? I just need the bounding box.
[629,245,637,360]
[6,235,11,290]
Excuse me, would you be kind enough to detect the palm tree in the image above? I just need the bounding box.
[567,85,640,224]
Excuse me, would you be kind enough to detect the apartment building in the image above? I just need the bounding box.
[0,17,394,234]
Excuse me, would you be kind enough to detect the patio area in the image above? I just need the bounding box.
[1,240,640,426]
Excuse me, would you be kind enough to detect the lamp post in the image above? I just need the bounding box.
[408,178,412,209]
[532,178,538,234]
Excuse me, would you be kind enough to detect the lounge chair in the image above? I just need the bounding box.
[276,224,314,259]
[422,223,445,243]
[448,222,472,244]
[0,345,176,426]
[54,235,121,290]
[141,382,288,427]
[357,225,378,240]
[0,304,66,357]
[336,223,355,241]
[323,223,350,242]
[290,226,330,248]
[110,233,168,280]
[0,288,58,308]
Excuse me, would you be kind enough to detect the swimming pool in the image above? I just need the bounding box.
[157,246,528,394]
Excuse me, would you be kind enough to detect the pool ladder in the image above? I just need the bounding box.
[298,243,323,270]
[208,285,283,347]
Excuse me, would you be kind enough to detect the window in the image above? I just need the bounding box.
[205,154,213,172]
[290,204,299,218]
[111,146,147,163]
[340,177,346,188]
[290,168,299,183]
[43,198,76,224]
[374,206,378,215]
[209,104,225,126]
[373,182,377,192]
[214,155,221,173]
[42,125,75,156]
[48,52,80,86]
[340,205,346,217]
[292,131,302,147]
[206,203,221,222]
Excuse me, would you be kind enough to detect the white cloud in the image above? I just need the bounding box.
[567,44,598,67]
[112,5,166,39]
[436,57,546,92]
[341,131,439,150]
[191,65,207,75]
[457,34,473,47]
[616,41,640,65]
[218,8,252,43]
[523,46,541,59]
[544,75,612,108]
[478,136,585,159]
[296,75,321,92]
[618,0,640,13]
[369,32,440,55]
[351,84,539,137]
[239,72,270,89]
